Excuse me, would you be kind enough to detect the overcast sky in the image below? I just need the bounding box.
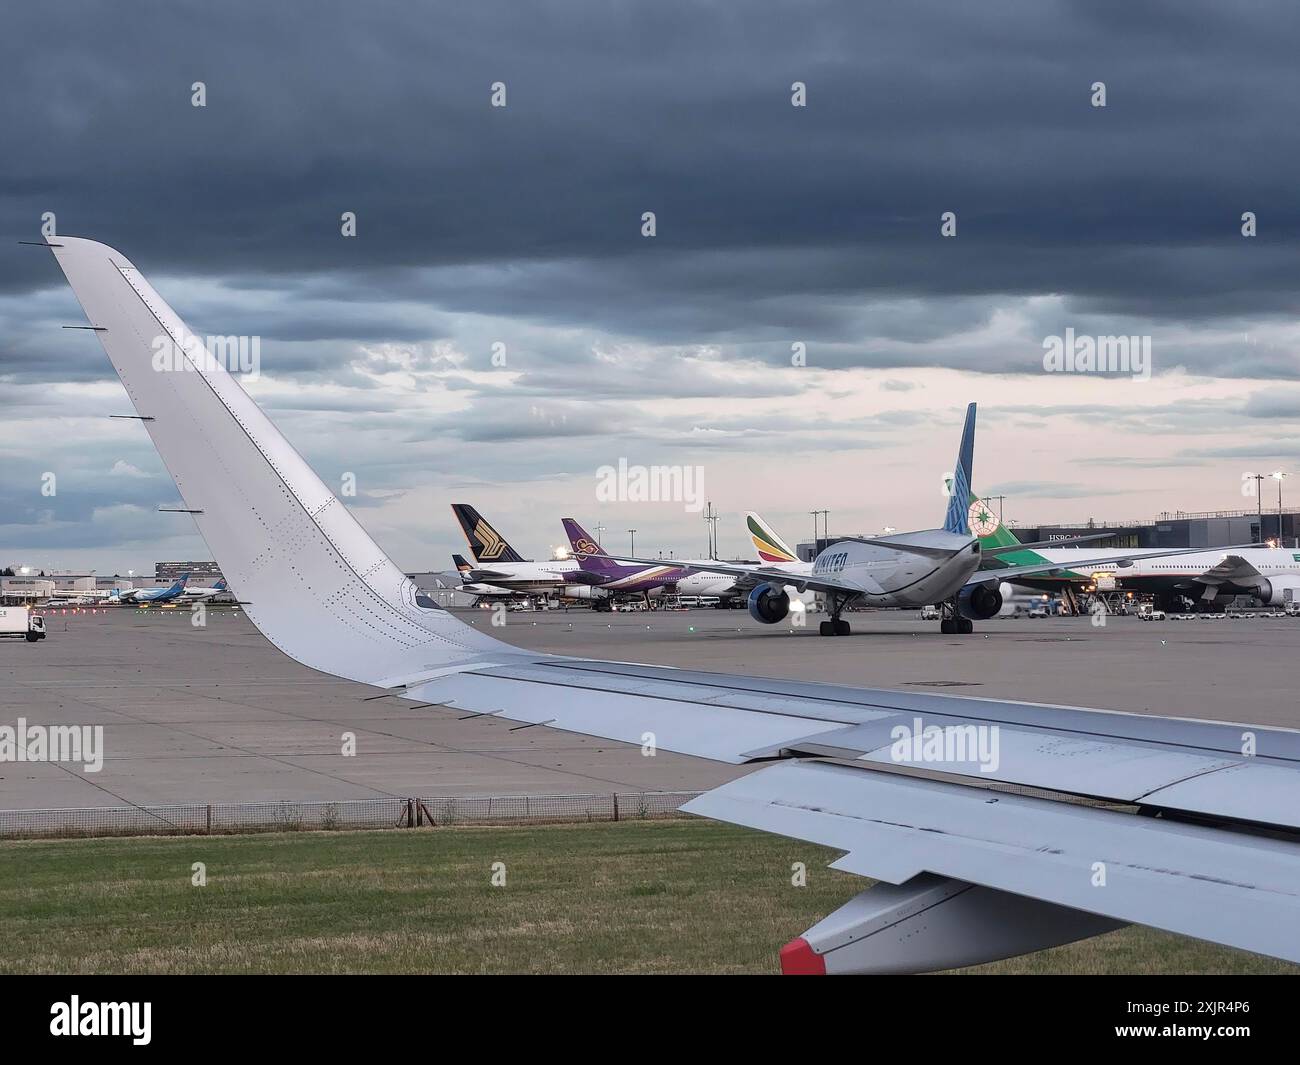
[4,1,1300,574]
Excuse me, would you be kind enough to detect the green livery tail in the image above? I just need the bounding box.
[965,492,1049,566]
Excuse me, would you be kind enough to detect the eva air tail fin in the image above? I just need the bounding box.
[746,512,799,563]
[968,496,1023,551]
[942,403,977,535]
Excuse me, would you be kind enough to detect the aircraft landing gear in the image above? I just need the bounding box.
[818,595,852,636]
[940,601,973,635]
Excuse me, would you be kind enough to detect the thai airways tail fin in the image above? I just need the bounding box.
[562,518,622,575]
[942,403,977,536]
[450,504,527,564]
[746,512,799,563]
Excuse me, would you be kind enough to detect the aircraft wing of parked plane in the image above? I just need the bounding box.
[46,234,1300,974]
[1194,553,1268,587]
[970,545,1261,585]
[590,543,1240,599]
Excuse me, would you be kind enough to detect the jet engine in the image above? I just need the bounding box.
[1255,575,1300,606]
[561,585,603,600]
[748,582,791,624]
[957,581,1003,620]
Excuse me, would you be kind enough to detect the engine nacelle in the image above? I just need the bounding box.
[958,581,1003,620]
[779,875,1123,975]
[561,585,603,600]
[1256,575,1300,606]
[748,583,791,624]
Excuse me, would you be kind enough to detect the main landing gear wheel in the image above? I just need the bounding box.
[940,616,974,635]
[819,619,852,636]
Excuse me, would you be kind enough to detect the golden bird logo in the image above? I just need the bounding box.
[474,519,507,560]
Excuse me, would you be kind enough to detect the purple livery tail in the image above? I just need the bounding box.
[562,518,622,576]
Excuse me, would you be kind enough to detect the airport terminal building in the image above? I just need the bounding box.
[797,506,1300,558]
[1014,507,1299,550]
[156,560,224,583]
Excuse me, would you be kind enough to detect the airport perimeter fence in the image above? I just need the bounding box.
[0,791,703,840]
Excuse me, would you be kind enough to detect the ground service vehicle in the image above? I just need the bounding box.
[0,606,46,642]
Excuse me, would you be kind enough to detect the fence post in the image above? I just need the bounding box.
[206,804,212,835]
[612,793,619,822]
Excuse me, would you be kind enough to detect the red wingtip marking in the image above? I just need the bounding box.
[779,937,826,975]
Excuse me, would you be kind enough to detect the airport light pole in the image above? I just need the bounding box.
[809,509,829,554]
[628,529,637,557]
[703,501,720,559]
[1251,474,1265,543]
[1274,471,1286,544]
[594,521,606,547]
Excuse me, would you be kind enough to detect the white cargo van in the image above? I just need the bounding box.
[0,606,46,642]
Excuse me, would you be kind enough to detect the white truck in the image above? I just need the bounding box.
[0,605,46,642]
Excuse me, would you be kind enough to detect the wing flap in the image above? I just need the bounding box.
[402,657,1300,829]
[684,761,1300,963]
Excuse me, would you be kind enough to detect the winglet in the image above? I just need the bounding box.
[47,235,505,686]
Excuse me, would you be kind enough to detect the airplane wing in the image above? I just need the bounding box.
[584,553,867,597]
[589,544,1252,601]
[464,566,514,582]
[1191,553,1263,588]
[983,533,1110,554]
[969,544,1260,586]
[46,235,1300,975]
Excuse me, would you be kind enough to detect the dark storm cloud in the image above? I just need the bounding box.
[6,1,1300,566]
[4,0,1300,328]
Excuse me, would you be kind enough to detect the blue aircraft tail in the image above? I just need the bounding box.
[943,403,977,535]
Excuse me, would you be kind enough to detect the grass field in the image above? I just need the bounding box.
[0,820,1292,974]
